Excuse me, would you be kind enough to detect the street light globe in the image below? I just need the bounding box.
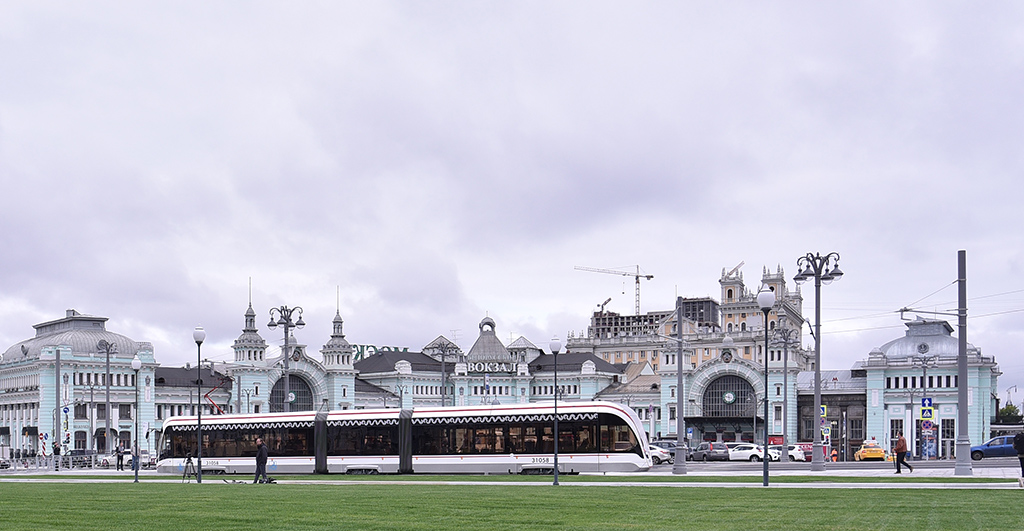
[131,355,142,371]
[757,287,776,312]
[549,338,562,355]
[193,326,206,345]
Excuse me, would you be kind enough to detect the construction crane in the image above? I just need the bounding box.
[575,265,653,315]
[723,261,745,278]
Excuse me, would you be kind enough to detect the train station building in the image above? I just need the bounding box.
[0,263,1001,461]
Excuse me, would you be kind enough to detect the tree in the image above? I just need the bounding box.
[999,403,1021,420]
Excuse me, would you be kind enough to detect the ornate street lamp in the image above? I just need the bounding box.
[549,337,562,486]
[131,354,142,483]
[794,252,843,471]
[757,286,776,486]
[268,306,305,413]
[193,326,206,483]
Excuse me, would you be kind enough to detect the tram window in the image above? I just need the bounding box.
[524,426,538,453]
[454,428,473,453]
[326,425,398,456]
[509,426,524,453]
[599,414,640,455]
[540,425,554,453]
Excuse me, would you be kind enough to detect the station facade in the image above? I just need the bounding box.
[0,264,1001,460]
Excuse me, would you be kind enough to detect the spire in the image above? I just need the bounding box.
[234,286,267,362]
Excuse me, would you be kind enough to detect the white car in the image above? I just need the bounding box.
[729,443,781,462]
[649,444,673,465]
[770,445,807,462]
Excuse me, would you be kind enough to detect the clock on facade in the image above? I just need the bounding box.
[722,391,736,404]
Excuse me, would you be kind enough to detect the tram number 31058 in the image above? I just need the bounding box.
[531,457,551,464]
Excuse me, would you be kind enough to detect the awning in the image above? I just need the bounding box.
[94,428,111,439]
[22,426,38,437]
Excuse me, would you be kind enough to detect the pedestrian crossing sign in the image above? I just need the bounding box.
[921,407,934,419]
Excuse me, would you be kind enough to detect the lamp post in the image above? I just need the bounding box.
[193,326,205,484]
[794,252,843,471]
[549,337,561,486]
[673,296,688,474]
[955,250,972,476]
[96,340,118,454]
[131,354,141,483]
[267,306,305,413]
[439,343,454,407]
[757,286,776,486]
[244,388,254,414]
[771,318,799,463]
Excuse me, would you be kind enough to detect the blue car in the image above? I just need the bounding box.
[970,436,1017,460]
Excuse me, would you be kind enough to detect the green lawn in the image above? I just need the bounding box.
[0,481,1020,530]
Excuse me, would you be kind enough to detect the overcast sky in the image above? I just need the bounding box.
[2,3,1023,405]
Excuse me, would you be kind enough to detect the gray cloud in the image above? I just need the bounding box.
[1,2,1023,400]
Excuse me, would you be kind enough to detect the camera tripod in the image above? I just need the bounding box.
[181,456,196,483]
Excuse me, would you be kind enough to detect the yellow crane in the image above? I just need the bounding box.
[575,265,653,315]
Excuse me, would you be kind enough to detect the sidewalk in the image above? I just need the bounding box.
[2,463,1022,489]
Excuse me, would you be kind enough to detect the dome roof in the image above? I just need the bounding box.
[879,317,974,359]
[2,310,149,363]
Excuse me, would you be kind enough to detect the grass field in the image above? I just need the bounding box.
[0,479,1021,530]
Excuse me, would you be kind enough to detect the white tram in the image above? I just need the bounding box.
[156,401,651,475]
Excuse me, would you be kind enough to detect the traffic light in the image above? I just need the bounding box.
[52,441,60,455]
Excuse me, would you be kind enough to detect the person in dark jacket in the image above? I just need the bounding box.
[254,438,269,484]
[893,432,913,474]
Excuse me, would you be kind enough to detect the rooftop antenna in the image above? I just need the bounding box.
[450,329,461,348]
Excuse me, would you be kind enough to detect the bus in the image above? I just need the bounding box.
[157,401,651,475]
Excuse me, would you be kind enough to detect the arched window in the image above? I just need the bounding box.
[727,289,734,300]
[740,322,747,331]
[270,374,315,412]
[701,375,756,417]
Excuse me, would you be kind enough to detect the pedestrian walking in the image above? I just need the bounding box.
[1013,432,1024,487]
[254,437,269,484]
[116,444,124,471]
[894,431,913,474]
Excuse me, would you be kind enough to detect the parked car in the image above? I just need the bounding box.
[0,459,9,469]
[692,442,730,461]
[854,442,887,461]
[127,450,154,469]
[651,440,677,461]
[649,445,673,465]
[729,443,781,462]
[769,445,807,462]
[971,435,1018,460]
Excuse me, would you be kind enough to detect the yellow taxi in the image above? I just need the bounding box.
[854,442,887,461]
